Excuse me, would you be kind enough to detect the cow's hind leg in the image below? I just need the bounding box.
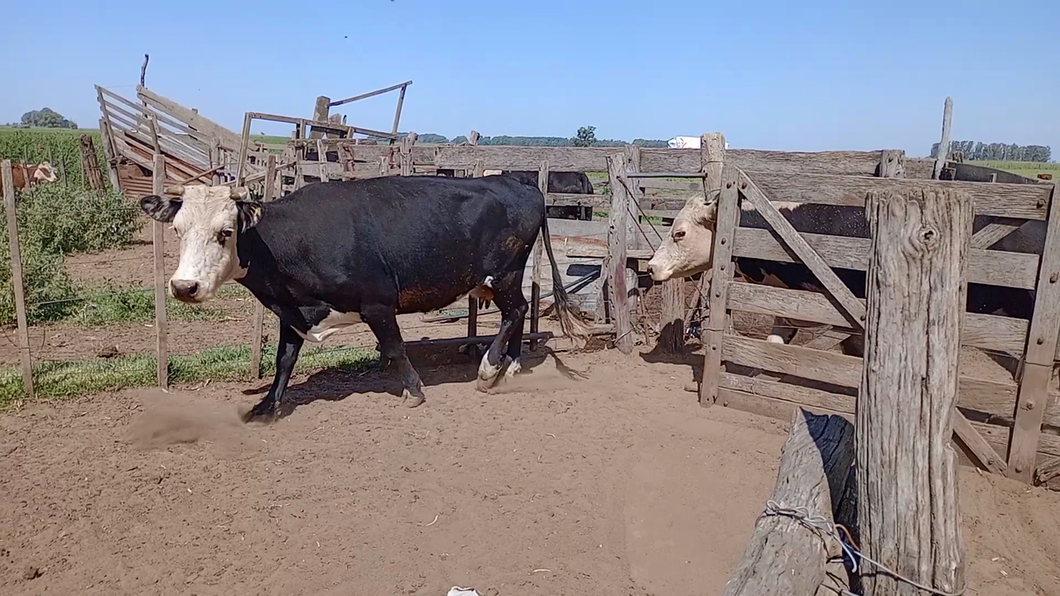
[361,303,425,407]
[245,323,304,422]
[476,274,529,392]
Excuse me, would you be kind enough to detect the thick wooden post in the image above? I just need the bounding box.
[152,153,169,390]
[722,409,855,596]
[1,160,33,397]
[78,134,106,192]
[310,96,330,139]
[932,97,953,180]
[698,133,728,405]
[606,153,633,354]
[858,187,970,596]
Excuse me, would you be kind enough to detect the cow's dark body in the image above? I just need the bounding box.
[223,175,570,418]
[503,170,595,220]
[731,202,1037,354]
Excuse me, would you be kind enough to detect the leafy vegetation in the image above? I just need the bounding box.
[17,183,141,254]
[0,183,142,325]
[0,343,378,407]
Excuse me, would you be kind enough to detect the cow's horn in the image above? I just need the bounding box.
[163,184,185,195]
[229,186,249,199]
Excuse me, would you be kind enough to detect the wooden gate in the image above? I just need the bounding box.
[700,147,1060,484]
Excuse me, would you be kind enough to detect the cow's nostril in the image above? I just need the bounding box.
[187,282,199,297]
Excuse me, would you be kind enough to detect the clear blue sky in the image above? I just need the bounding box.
[4,0,1056,157]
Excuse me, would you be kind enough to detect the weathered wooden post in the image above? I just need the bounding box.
[605,153,633,354]
[932,97,953,180]
[2,160,33,397]
[151,153,169,390]
[858,186,970,596]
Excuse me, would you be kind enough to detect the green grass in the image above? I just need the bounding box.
[66,284,249,327]
[969,160,1058,180]
[0,343,379,407]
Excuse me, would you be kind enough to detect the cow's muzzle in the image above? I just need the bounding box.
[170,279,201,302]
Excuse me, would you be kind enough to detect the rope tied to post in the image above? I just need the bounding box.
[761,500,966,596]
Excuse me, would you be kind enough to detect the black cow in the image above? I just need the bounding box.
[648,199,1041,357]
[501,170,595,221]
[139,178,590,421]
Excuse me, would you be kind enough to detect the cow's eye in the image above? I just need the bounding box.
[217,229,233,244]
[673,230,686,241]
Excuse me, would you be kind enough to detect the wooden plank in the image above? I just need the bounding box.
[953,412,1010,475]
[724,334,861,388]
[151,154,169,390]
[700,134,732,406]
[137,86,243,151]
[856,185,969,594]
[739,170,867,327]
[340,145,892,176]
[605,154,632,354]
[747,170,1051,220]
[970,218,1028,249]
[733,227,1040,291]
[727,281,1029,356]
[721,410,855,596]
[638,178,703,191]
[1,161,33,397]
[1009,182,1060,482]
[933,97,954,179]
[716,382,1035,473]
[329,80,412,107]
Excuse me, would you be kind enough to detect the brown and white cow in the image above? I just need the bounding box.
[0,162,58,195]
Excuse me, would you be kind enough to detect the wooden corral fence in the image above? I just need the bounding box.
[689,131,1060,487]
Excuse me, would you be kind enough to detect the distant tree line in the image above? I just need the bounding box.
[399,125,668,148]
[931,140,1051,163]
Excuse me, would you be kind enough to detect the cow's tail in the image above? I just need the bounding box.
[538,215,592,345]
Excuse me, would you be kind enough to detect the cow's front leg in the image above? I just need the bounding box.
[244,322,304,422]
[361,303,425,407]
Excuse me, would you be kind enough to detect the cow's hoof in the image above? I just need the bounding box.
[402,389,426,408]
[242,402,279,424]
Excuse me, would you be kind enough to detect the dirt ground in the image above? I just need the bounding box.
[1,344,1059,596]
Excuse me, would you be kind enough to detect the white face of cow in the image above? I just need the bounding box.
[646,197,719,282]
[139,185,263,303]
[33,162,56,183]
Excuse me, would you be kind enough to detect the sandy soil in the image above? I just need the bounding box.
[1,345,1058,596]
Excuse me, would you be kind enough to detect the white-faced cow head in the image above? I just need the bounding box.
[32,162,57,184]
[140,184,262,303]
[646,194,719,282]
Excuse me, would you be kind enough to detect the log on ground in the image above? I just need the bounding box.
[722,408,855,596]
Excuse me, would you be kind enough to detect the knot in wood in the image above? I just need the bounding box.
[917,225,939,247]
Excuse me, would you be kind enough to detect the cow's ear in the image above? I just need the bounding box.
[140,195,182,223]
[236,200,263,232]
